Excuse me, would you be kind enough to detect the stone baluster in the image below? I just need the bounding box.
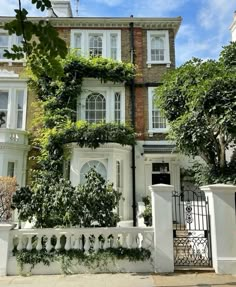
[112,234,118,248]
[73,237,80,250]
[131,233,138,248]
[46,235,52,252]
[36,235,42,251]
[26,235,32,250]
[55,235,61,250]
[126,233,132,248]
[84,235,90,253]
[17,235,23,251]
[93,235,100,252]
[65,234,71,251]
[103,234,109,249]
[121,233,127,248]
[79,236,83,250]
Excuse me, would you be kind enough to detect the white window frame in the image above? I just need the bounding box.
[0,30,24,63]
[71,30,121,61]
[78,85,125,124]
[0,81,27,130]
[80,159,107,184]
[147,30,170,66]
[148,87,168,133]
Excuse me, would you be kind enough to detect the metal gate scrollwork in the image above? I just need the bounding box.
[172,187,212,267]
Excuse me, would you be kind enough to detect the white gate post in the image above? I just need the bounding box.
[0,223,14,276]
[149,183,174,273]
[200,184,236,274]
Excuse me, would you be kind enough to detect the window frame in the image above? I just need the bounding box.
[147,30,170,66]
[148,87,168,133]
[78,84,125,124]
[71,30,121,61]
[0,30,24,63]
[0,81,27,130]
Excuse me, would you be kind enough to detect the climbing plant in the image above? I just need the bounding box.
[13,54,136,227]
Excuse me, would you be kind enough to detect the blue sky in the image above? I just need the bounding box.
[1,0,235,66]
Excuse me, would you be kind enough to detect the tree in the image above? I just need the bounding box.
[4,0,67,68]
[156,42,236,184]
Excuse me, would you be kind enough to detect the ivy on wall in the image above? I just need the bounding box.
[14,247,151,275]
[28,54,136,179]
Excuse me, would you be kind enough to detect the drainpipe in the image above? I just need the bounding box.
[129,22,137,226]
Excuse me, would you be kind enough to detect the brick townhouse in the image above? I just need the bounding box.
[0,0,182,224]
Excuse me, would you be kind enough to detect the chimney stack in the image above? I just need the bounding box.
[47,0,73,17]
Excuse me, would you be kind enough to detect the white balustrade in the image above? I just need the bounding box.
[10,227,154,254]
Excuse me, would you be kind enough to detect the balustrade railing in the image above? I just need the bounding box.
[10,227,154,254]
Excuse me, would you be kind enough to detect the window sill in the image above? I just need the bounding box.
[146,61,171,68]
[148,129,169,137]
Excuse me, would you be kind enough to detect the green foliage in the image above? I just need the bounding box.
[220,42,236,69]
[14,247,151,275]
[4,0,67,75]
[75,169,121,227]
[13,169,121,228]
[156,44,236,184]
[13,50,135,228]
[28,55,136,182]
[141,196,152,226]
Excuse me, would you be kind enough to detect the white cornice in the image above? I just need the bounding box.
[68,142,132,152]
[0,69,19,78]
[0,16,182,36]
[0,143,30,151]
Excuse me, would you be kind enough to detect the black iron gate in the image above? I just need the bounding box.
[172,187,212,267]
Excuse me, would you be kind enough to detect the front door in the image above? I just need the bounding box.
[152,162,170,185]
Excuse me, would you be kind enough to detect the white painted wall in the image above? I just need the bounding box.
[201,184,236,274]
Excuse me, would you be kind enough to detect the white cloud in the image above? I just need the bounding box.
[198,0,234,43]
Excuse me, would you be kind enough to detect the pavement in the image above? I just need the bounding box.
[0,272,236,287]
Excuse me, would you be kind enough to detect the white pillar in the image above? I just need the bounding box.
[149,183,174,273]
[0,224,14,276]
[200,184,236,274]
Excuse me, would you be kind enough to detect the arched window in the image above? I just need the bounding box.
[89,35,103,57]
[85,93,106,123]
[80,160,107,184]
[151,36,164,62]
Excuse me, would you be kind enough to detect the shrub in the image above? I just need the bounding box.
[12,169,121,228]
[0,177,17,222]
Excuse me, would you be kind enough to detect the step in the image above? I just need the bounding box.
[174,266,214,272]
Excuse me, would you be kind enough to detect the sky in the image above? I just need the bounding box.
[1,0,235,66]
